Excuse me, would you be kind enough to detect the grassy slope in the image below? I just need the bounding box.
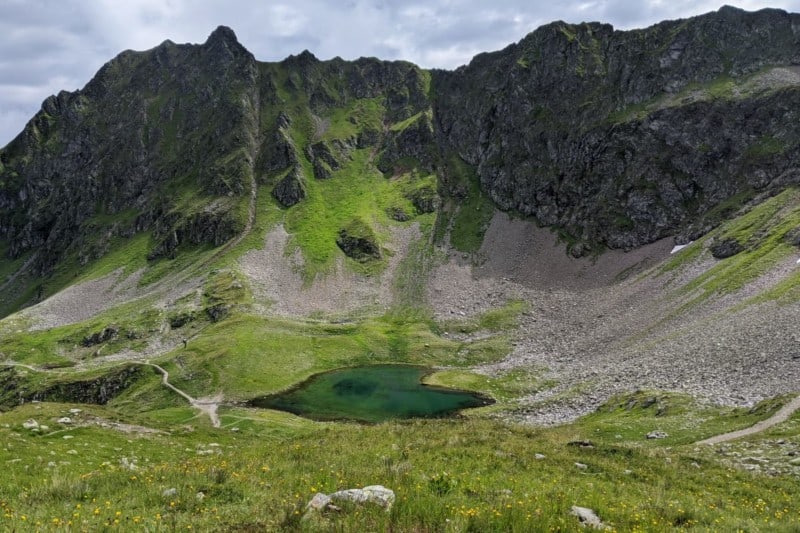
[1,397,798,531]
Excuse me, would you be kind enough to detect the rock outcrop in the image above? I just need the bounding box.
[432,6,800,253]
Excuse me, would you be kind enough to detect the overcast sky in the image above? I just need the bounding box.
[2,0,799,146]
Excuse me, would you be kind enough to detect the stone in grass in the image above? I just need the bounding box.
[304,485,395,519]
[571,506,610,530]
[22,419,39,430]
[57,417,73,425]
[330,485,395,509]
[646,430,669,440]
[162,488,178,498]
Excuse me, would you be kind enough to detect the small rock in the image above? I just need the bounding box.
[575,462,588,470]
[568,440,595,448]
[646,431,669,440]
[571,505,608,530]
[66,450,78,455]
[330,485,395,509]
[196,492,205,502]
[57,417,72,425]
[62,435,74,440]
[306,492,332,512]
[535,453,546,460]
[162,488,178,497]
[22,419,39,430]
[68,409,82,415]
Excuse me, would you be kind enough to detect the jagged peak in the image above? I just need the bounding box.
[202,25,253,62]
[205,25,240,46]
[282,49,319,65]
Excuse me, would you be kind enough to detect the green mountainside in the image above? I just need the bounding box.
[1,6,800,531]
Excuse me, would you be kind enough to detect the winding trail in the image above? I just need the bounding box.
[1,360,222,428]
[136,362,222,428]
[698,394,800,445]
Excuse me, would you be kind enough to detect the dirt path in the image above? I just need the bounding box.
[698,394,800,445]
[1,361,222,428]
[138,362,221,428]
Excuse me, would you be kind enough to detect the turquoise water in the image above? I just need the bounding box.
[249,365,492,423]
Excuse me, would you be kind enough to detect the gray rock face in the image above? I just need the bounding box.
[272,167,307,207]
[0,25,259,275]
[24,365,144,406]
[433,7,800,251]
[378,112,436,173]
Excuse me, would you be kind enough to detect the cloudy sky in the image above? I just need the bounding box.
[2,0,799,146]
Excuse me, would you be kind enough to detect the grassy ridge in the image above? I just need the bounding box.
[660,187,800,305]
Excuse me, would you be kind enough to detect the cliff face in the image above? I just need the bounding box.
[432,6,800,252]
[0,27,261,270]
[1,5,799,284]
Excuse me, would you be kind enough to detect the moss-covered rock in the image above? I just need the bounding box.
[336,219,381,262]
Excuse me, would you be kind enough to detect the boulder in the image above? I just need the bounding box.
[330,485,395,509]
[571,506,609,530]
[303,485,395,520]
[710,238,744,259]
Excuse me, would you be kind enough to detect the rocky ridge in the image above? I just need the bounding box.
[0,6,799,313]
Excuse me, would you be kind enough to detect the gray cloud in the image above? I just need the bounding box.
[1,0,799,145]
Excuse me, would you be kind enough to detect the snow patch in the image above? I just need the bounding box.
[671,242,693,254]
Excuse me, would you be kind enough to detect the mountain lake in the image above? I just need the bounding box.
[248,364,493,423]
